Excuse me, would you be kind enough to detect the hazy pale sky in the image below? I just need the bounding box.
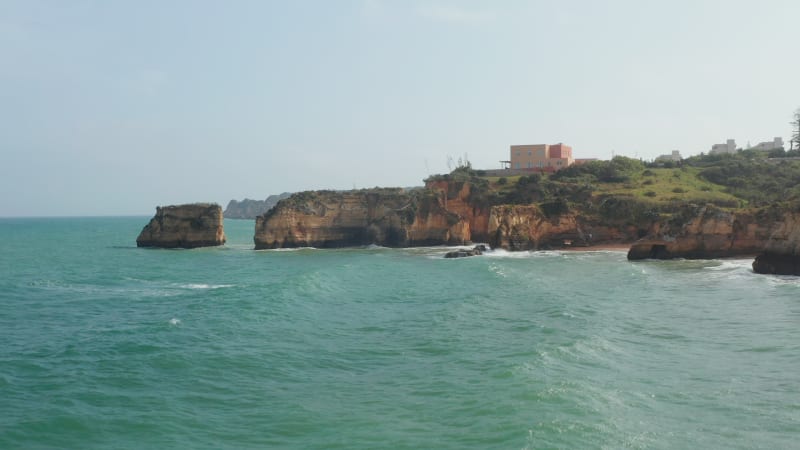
[2,0,798,216]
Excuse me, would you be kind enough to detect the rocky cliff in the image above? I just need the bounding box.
[752,212,800,275]
[253,180,651,251]
[627,204,773,260]
[254,189,469,249]
[487,204,641,250]
[137,203,226,249]
[424,180,491,243]
[224,193,292,219]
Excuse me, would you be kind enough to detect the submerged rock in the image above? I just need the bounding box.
[137,203,226,249]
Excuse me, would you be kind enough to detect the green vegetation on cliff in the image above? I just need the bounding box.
[429,153,800,226]
[684,152,800,205]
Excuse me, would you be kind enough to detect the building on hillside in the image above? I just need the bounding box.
[655,150,682,163]
[750,137,784,151]
[574,158,598,165]
[508,143,574,172]
[710,139,736,155]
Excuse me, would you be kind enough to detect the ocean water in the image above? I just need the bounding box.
[1,217,799,449]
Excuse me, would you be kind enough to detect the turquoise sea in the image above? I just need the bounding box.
[1,217,799,449]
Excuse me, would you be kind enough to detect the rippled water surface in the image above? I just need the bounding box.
[1,217,799,449]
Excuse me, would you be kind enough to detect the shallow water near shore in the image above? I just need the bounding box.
[1,217,799,449]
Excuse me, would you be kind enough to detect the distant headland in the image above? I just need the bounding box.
[224,193,292,219]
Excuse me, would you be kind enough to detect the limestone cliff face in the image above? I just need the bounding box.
[487,205,639,250]
[627,204,772,260]
[424,180,491,243]
[137,203,226,249]
[253,189,469,249]
[254,181,651,251]
[488,205,577,250]
[752,212,800,275]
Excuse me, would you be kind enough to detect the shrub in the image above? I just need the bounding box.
[540,199,569,217]
[672,187,686,193]
[497,177,507,185]
[644,191,657,197]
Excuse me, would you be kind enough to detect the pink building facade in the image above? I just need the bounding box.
[509,143,575,172]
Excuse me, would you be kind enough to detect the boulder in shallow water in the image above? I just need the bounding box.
[444,245,487,258]
[136,203,226,249]
[752,253,800,275]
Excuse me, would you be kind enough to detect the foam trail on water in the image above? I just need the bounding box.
[180,284,234,290]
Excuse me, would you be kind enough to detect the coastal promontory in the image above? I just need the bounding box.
[137,203,226,249]
[253,188,469,249]
[253,151,800,255]
[224,193,292,219]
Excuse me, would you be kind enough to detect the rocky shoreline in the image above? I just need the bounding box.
[138,182,800,276]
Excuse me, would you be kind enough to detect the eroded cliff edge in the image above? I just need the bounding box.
[253,188,468,249]
[254,180,648,250]
[627,204,776,260]
[752,212,800,275]
[137,203,226,249]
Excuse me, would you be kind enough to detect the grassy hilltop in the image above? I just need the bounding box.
[427,151,800,224]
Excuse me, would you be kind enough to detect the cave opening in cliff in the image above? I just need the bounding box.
[649,244,669,259]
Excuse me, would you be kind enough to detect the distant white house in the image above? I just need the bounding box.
[710,139,736,155]
[655,150,682,162]
[750,137,783,151]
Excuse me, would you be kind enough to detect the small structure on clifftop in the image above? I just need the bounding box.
[137,203,226,249]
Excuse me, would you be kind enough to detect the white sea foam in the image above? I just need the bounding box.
[180,283,234,290]
[264,247,318,252]
[488,263,507,278]
[168,318,180,326]
[483,249,564,259]
[365,244,389,250]
[703,259,753,271]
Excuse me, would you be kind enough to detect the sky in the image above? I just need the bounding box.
[1,0,799,217]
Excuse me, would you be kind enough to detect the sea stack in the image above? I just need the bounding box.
[137,203,226,249]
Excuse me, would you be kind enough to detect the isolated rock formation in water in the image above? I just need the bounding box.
[444,245,488,258]
[137,203,226,249]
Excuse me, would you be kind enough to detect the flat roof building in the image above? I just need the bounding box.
[509,143,574,172]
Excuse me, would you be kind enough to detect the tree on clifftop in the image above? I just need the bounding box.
[791,108,800,152]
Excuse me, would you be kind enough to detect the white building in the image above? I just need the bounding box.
[710,139,736,155]
[750,137,783,152]
[655,150,682,162]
